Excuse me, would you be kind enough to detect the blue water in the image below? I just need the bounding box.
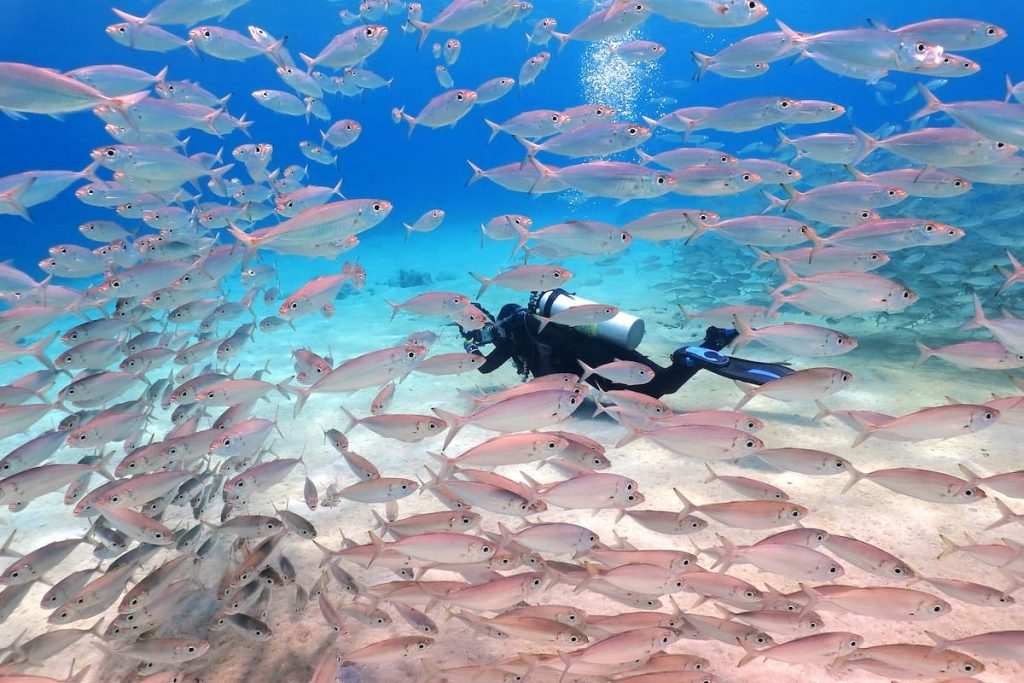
[1,0,1019,268]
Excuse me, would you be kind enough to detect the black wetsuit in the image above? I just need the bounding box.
[464,302,792,399]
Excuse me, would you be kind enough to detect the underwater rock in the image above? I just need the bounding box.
[388,269,433,288]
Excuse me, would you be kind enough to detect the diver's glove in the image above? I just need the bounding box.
[460,320,495,354]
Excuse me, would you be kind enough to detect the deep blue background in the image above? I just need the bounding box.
[0,0,1018,275]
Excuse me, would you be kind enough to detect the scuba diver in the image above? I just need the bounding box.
[459,289,795,398]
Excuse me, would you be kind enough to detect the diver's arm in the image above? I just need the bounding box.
[477,346,512,374]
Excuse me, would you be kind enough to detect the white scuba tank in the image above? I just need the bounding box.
[534,289,645,350]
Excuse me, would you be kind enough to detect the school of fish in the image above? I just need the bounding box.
[0,0,1023,681]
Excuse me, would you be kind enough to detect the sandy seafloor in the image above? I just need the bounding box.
[1,225,1023,683]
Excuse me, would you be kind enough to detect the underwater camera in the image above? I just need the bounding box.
[533,288,646,350]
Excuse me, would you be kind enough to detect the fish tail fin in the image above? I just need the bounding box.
[910,83,943,121]
[936,534,958,560]
[111,7,146,25]
[711,533,736,572]
[774,19,803,45]
[773,259,801,292]
[959,292,988,331]
[107,89,150,124]
[527,156,555,195]
[298,52,315,73]
[483,119,501,143]
[533,314,551,334]
[773,127,793,151]
[264,36,287,66]
[703,463,720,484]
[843,163,869,181]
[749,246,776,269]
[851,127,878,165]
[291,385,311,418]
[613,424,642,448]
[468,272,491,299]
[799,224,825,263]
[366,530,384,568]
[465,159,484,187]
[732,380,757,410]
[986,497,1016,531]
[957,463,981,484]
[573,560,599,594]
[812,399,833,422]
[736,635,760,668]
[913,340,934,368]
[760,189,786,214]
[426,452,456,482]
[226,221,259,267]
[0,529,17,558]
[402,223,414,242]
[510,222,532,257]
[576,359,596,383]
[410,19,430,50]
[848,413,874,449]
[635,148,654,165]
[370,508,390,536]
[998,250,1024,294]
[339,406,359,434]
[28,331,57,371]
[0,175,36,221]
[690,51,712,81]
[924,630,953,655]
[1006,73,1016,102]
[431,407,465,450]
[730,314,755,352]
[683,214,713,245]
[383,299,400,321]
[840,464,866,494]
[641,115,659,129]
[553,32,570,55]
[400,110,417,138]
[671,487,694,515]
[515,135,541,166]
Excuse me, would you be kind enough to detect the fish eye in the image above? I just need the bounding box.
[756,636,767,644]
[456,93,464,100]
[902,290,910,298]
[829,105,838,111]
[745,440,755,448]
[790,509,801,517]
[780,100,790,108]
[742,174,751,181]
[997,142,1006,148]
[932,604,943,612]
[593,458,602,465]
[916,43,927,52]
[656,176,665,184]
[203,29,211,37]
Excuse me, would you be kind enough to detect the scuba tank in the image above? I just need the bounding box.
[532,289,646,350]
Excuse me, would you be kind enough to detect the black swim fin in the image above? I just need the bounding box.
[679,346,793,386]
